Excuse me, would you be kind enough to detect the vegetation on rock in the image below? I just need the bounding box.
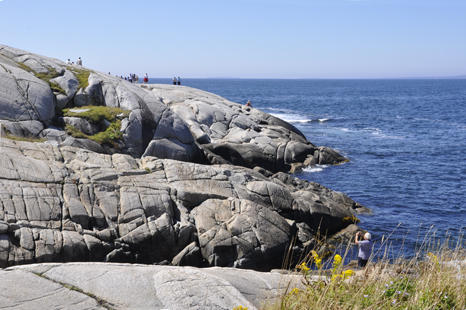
[3,134,47,143]
[62,106,130,148]
[63,105,130,123]
[65,120,124,148]
[11,60,67,94]
[67,67,90,89]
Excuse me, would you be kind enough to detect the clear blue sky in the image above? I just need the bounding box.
[1,0,465,79]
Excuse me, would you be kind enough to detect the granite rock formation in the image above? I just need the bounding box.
[0,44,366,270]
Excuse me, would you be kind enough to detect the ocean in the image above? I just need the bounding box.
[148,78,466,260]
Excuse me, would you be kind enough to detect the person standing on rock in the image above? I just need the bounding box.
[177,77,181,85]
[355,231,373,268]
[173,77,177,85]
[246,100,252,107]
[143,73,149,84]
[66,59,71,65]
[76,57,82,66]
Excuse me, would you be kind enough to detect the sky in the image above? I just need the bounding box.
[0,0,465,79]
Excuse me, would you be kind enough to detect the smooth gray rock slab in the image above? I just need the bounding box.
[5,263,303,310]
[0,268,105,310]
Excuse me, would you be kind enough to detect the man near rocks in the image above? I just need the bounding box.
[177,77,181,85]
[355,231,373,268]
[76,57,82,66]
[173,77,177,85]
[143,73,149,84]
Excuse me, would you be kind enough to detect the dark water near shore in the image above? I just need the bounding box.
[149,78,466,260]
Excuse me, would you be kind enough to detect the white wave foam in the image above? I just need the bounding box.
[291,119,313,123]
[303,164,329,173]
[269,112,312,124]
[319,118,329,122]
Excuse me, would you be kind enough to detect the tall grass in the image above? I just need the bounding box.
[269,228,466,310]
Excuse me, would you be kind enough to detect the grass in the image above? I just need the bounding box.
[64,120,124,148]
[12,60,67,94]
[2,133,47,143]
[10,57,91,94]
[67,67,90,89]
[63,105,130,123]
[62,106,130,147]
[269,229,466,310]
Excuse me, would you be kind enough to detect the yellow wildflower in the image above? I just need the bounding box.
[331,269,355,283]
[343,269,355,279]
[311,250,323,270]
[299,262,310,273]
[288,288,301,296]
[427,252,439,264]
[333,254,342,270]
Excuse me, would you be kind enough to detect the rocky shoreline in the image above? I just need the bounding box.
[1,44,369,308]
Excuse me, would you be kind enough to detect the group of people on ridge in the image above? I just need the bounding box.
[66,57,82,66]
[119,73,139,83]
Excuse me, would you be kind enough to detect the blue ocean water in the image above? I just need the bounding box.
[149,78,466,259]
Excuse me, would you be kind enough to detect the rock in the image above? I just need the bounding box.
[171,241,201,266]
[0,141,362,268]
[0,269,106,309]
[63,117,101,136]
[0,120,44,138]
[192,198,291,270]
[50,69,79,98]
[0,62,55,125]
[85,73,104,105]
[0,221,9,234]
[4,263,305,310]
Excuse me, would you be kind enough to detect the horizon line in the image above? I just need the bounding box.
[146,75,466,80]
